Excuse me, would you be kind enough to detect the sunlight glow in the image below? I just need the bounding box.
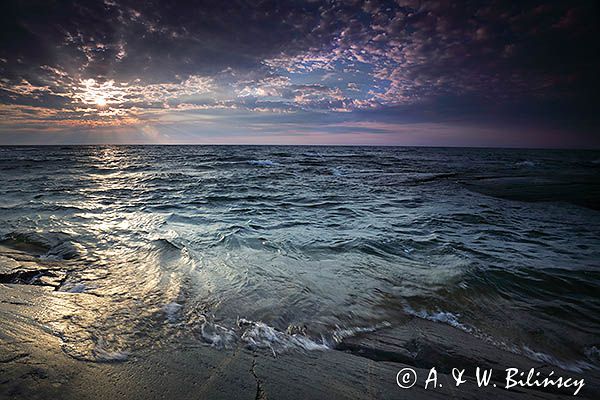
[95,96,107,107]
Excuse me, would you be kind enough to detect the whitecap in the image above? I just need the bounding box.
[238,318,329,355]
[195,316,397,356]
[515,160,536,167]
[198,319,237,349]
[331,322,392,343]
[404,305,473,333]
[248,160,280,167]
[404,306,595,372]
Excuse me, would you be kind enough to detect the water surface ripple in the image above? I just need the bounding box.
[0,145,599,368]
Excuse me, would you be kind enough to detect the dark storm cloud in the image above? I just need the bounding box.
[0,0,598,145]
[0,0,325,81]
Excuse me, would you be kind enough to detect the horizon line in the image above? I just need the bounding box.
[1,143,599,151]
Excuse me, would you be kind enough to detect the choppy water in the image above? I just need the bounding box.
[1,145,599,369]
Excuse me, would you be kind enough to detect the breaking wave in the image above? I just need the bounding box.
[404,306,596,373]
[195,316,391,356]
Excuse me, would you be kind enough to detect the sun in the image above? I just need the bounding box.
[94,96,107,107]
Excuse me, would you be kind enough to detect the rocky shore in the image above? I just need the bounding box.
[1,243,598,399]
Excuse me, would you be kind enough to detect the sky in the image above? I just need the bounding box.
[0,0,598,147]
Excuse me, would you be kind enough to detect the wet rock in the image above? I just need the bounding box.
[0,268,66,288]
[0,244,69,289]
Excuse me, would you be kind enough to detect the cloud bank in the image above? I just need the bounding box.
[0,0,598,146]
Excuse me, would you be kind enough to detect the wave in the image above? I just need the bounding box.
[1,231,86,260]
[82,337,129,363]
[238,318,329,355]
[2,146,599,374]
[197,318,239,350]
[60,336,129,363]
[403,306,473,333]
[515,160,536,167]
[406,172,459,184]
[92,346,129,362]
[330,167,343,176]
[195,316,389,356]
[248,159,280,167]
[197,316,328,354]
[404,306,596,373]
[302,152,322,157]
[521,346,594,373]
[330,322,392,343]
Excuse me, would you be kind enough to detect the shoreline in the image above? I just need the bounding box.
[1,279,598,399]
[1,224,599,398]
